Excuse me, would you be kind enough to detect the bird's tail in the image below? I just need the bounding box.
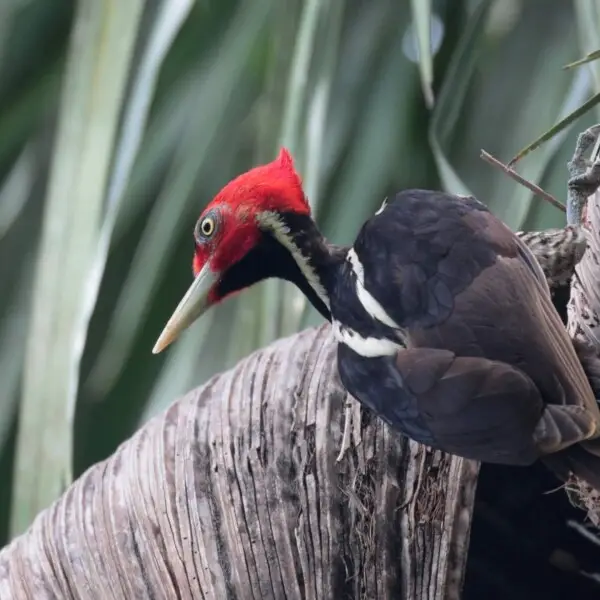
[543,338,600,490]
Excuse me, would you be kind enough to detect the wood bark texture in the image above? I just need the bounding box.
[0,324,478,600]
[567,186,600,522]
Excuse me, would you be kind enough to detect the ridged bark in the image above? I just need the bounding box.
[0,324,478,600]
[568,187,600,521]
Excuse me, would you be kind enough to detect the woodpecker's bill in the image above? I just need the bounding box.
[153,148,600,488]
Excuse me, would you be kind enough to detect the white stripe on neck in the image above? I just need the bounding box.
[256,211,330,308]
[346,248,400,329]
[374,197,388,215]
[332,320,400,357]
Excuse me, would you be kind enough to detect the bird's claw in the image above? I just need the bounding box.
[567,124,600,226]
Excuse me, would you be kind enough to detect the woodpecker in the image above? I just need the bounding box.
[152,148,600,488]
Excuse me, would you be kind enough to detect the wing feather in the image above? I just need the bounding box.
[339,190,600,462]
[390,347,543,464]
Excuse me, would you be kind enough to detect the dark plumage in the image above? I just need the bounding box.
[333,191,600,471]
[153,150,600,489]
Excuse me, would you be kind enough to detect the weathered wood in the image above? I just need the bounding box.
[568,189,600,346]
[567,187,600,523]
[0,325,478,600]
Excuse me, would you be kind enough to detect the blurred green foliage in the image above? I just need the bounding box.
[0,0,599,542]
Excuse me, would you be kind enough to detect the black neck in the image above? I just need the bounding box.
[216,212,346,321]
[279,211,346,290]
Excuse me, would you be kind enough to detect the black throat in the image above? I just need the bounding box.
[216,212,346,321]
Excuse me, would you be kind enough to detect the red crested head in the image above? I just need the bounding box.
[192,147,310,278]
[152,148,319,354]
[209,147,309,218]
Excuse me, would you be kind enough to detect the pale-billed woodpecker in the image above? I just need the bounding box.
[152,148,600,489]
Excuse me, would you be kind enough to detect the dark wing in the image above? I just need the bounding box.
[390,347,544,464]
[355,191,514,328]
[405,219,600,414]
[339,344,598,464]
[463,201,551,294]
[337,341,545,464]
[357,190,599,411]
[392,346,596,463]
[355,190,549,328]
[341,190,600,460]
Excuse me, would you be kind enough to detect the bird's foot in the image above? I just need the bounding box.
[567,124,600,226]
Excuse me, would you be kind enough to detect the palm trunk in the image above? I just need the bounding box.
[0,323,477,600]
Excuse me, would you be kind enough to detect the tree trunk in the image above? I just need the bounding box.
[0,323,479,600]
[567,184,600,523]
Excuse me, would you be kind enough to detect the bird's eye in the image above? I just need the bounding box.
[195,210,220,243]
[201,217,215,236]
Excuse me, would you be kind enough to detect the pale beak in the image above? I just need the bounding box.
[152,264,219,354]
